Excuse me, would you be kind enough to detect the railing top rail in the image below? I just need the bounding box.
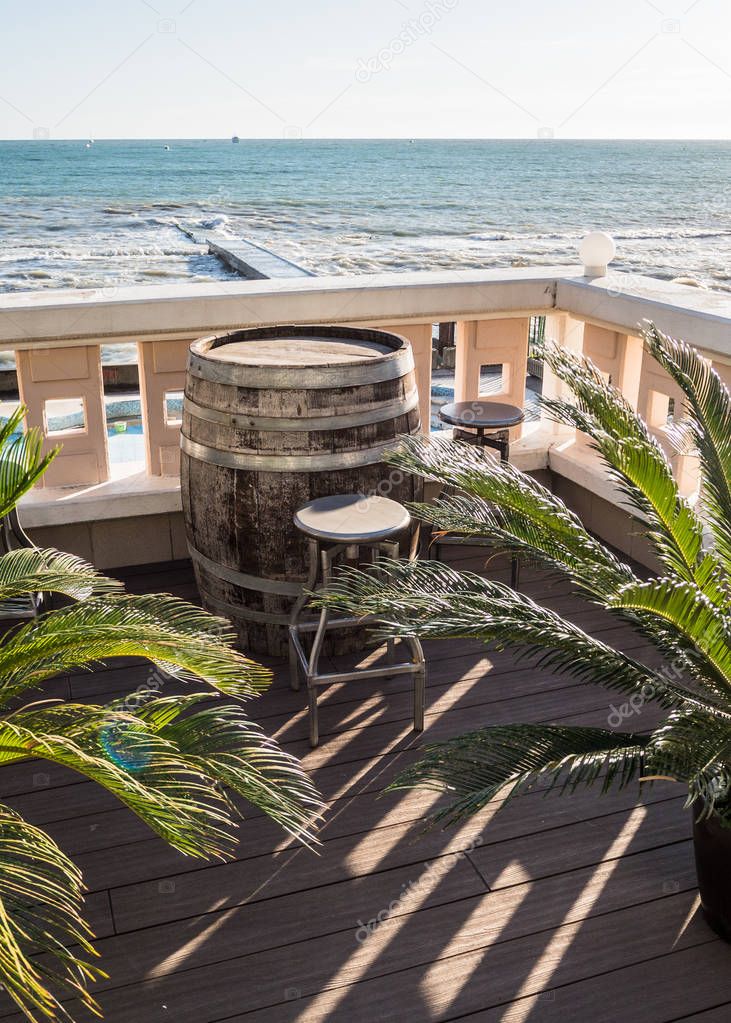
[557,275,731,360]
[0,266,566,349]
[2,264,731,358]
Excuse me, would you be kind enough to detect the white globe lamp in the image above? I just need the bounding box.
[579,232,616,277]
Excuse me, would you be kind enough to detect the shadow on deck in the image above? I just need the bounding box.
[1,548,729,1022]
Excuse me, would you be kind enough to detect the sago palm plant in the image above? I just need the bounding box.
[323,323,731,848]
[0,407,322,1021]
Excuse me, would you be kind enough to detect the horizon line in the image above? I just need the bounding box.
[2,136,731,143]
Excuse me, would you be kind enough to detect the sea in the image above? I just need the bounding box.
[1,139,730,294]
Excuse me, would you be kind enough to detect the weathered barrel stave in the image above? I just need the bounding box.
[182,375,418,448]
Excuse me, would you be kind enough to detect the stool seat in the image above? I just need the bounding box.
[439,400,525,430]
[294,494,411,544]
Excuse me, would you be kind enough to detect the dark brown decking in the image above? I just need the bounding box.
[2,550,730,1022]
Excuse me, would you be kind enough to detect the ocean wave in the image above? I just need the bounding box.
[0,245,203,262]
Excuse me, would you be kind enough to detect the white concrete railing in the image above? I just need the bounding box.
[3,259,731,529]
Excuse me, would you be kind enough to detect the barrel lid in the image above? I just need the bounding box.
[205,337,391,367]
[189,325,413,389]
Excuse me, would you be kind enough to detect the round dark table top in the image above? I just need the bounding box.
[439,400,525,430]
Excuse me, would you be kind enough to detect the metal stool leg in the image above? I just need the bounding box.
[499,435,521,591]
[289,538,320,691]
[289,626,302,692]
[414,667,425,732]
[308,685,320,748]
[406,634,426,732]
[305,547,334,748]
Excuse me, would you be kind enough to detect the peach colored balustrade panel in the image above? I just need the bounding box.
[539,313,585,440]
[137,339,190,476]
[377,323,432,430]
[16,345,109,488]
[454,317,530,438]
[711,359,731,396]
[581,324,644,408]
[636,346,698,497]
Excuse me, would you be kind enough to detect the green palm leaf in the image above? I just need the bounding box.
[648,709,731,821]
[390,725,650,826]
[610,578,731,697]
[0,804,103,1021]
[537,337,713,585]
[0,408,58,520]
[386,436,635,599]
[0,708,236,858]
[0,594,269,702]
[643,321,731,574]
[120,694,324,846]
[320,558,712,711]
[0,548,122,603]
[386,437,715,672]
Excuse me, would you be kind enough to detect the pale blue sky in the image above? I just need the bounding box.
[0,0,729,139]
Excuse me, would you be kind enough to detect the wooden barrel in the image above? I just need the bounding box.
[180,324,422,655]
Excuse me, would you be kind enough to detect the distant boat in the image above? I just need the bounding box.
[88,138,94,144]
[85,143,92,149]
[164,145,171,150]
[231,136,240,144]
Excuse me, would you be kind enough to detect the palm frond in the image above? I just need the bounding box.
[386,436,635,599]
[0,594,270,703]
[121,694,325,847]
[0,407,58,519]
[0,803,103,1021]
[389,724,650,826]
[537,340,712,586]
[610,578,731,698]
[387,439,715,671]
[538,338,649,444]
[0,707,237,859]
[0,547,122,603]
[643,322,731,575]
[648,709,731,822]
[321,559,711,710]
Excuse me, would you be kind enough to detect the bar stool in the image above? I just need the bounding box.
[288,494,426,748]
[438,399,525,587]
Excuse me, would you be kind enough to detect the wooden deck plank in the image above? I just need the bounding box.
[667,1007,731,1022]
[453,940,731,1023]
[40,843,703,1023]
[90,773,678,907]
[82,857,485,994]
[235,893,720,1023]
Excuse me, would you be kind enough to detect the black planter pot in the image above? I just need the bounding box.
[693,809,731,942]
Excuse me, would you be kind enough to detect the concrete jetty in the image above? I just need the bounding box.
[178,224,314,280]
